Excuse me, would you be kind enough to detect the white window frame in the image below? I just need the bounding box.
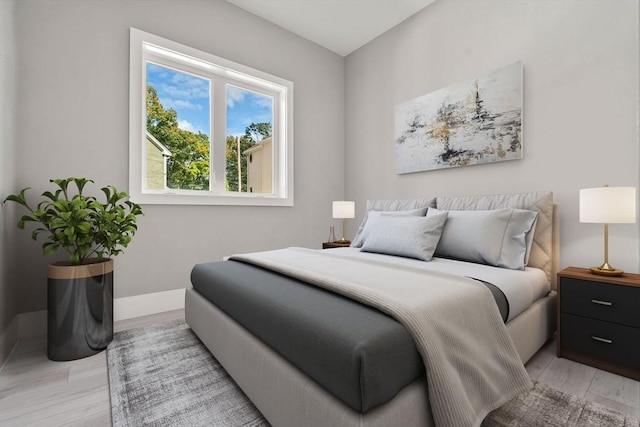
[129,28,293,206]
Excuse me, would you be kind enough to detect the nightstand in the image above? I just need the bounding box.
[322,241,351,249]
[557,267,640,380]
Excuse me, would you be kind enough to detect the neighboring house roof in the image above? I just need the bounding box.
[146,132,172,157]
[243,136,273,155]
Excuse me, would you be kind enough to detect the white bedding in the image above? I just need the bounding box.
[327,247,550,322]
[232,247,533,427]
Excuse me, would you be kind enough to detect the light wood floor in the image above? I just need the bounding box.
[1,309,638,426]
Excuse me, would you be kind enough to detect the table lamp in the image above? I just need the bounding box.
[579,185,636,276]
[332,201,355,243]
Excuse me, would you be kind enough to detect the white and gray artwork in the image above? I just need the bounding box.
[394,61,522,174]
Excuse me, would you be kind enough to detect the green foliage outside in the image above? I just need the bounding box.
[146,85,272,192]
[146,85,210,190]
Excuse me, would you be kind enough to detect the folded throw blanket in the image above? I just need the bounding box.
[231,247,532,427]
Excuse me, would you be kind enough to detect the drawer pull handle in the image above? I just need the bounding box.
[591,336,613,344]
[591,299,613,306]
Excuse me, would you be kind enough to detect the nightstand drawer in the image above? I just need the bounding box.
[322,242,351,249]
[561,313,640,370]
[560,278,640,328]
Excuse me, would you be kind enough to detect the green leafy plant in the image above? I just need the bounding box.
[4,177,143,265]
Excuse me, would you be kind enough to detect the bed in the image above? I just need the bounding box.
[185,191,559,427]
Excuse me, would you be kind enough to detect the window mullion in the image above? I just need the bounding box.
[211,76,227,194]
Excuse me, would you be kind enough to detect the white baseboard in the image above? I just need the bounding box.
[114,288,185,321]
[14,288,186,339]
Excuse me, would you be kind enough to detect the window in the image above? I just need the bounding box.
[129,28,293,206]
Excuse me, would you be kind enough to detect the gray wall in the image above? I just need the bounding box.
[345,0,639,273]
[12,0,345,313]
[0,0,18,365]
[6,0,640,338]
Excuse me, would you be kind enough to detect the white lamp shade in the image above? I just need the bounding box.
[332,201,355,219]
[580,187,636,223]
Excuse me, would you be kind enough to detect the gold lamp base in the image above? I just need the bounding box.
[336,217,351,244]
[587,220,625,277]
[590,262,624,277]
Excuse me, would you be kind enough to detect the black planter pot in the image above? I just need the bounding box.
[47,259,114,361]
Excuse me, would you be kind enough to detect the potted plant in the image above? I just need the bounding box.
[4,177,143,361]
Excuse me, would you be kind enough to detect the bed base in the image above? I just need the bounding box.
[185,287,556,427]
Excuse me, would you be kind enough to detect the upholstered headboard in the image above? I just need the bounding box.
[360,192,558,288]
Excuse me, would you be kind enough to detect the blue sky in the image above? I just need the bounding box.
[146,62,272,137]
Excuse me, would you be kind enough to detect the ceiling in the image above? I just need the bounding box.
[226,0,436,57]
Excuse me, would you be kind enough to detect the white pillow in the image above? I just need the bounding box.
[351,207,428,248]
[360,211,449,261]
[429,208,538,270]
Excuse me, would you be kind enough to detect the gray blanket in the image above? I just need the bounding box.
[231,247,532,427]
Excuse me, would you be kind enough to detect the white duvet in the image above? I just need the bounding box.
[327,247,550,322]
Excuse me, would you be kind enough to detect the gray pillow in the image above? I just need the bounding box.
[351,207,428,247]
[430,208,539,270]
[360,211,449,261]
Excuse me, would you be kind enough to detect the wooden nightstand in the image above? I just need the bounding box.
[557,267,640,380]
[322,241,351,249]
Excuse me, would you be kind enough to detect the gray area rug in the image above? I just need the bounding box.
[483,381,639,427]
[107,319,639,427]
[107,319,269,427]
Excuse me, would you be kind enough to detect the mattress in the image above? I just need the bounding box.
[190,253,540,413]
[191,260,422,413]
[185,286,557,427]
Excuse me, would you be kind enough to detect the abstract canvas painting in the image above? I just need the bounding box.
[394,62,522,174]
